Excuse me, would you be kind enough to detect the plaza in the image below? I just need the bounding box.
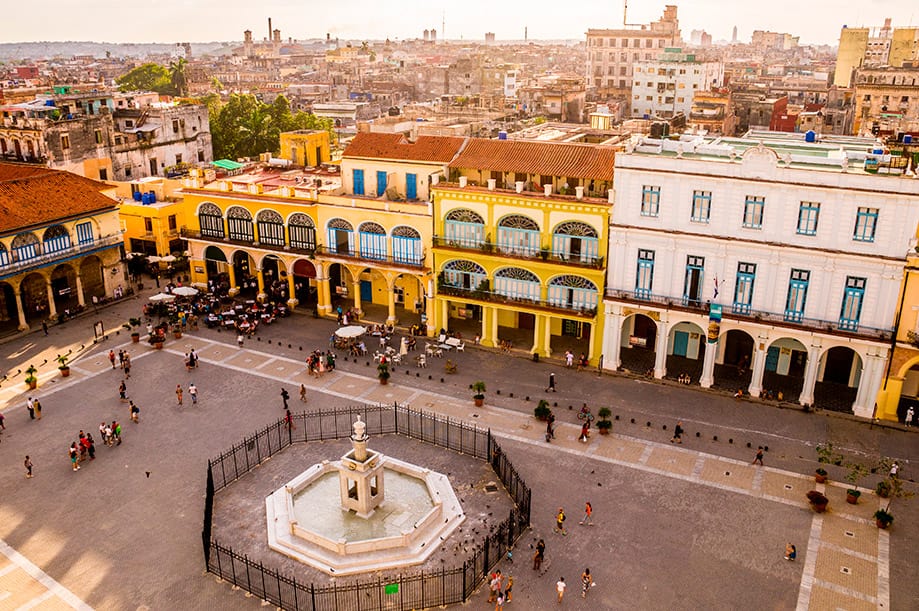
[0,292,917,610]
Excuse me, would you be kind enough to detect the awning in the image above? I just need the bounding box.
[123,123,161,133]
[212,159,245,171]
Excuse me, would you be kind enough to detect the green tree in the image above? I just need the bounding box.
[116,63,172,94]
[169,57,189,97]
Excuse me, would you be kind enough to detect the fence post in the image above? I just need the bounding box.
[310,583,316,611]
[203,462,214,566]
[462,559,467,601]
[483,536,489,578]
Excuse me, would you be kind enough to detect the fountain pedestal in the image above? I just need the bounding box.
[338,416,385,518]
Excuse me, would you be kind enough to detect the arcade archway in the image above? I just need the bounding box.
[714,329,755,389]
[814,346,862,413]
[619,313,657,375]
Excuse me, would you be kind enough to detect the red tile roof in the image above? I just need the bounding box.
[449,139,616,181]
[343,133,467,163]
[0,163,117,235]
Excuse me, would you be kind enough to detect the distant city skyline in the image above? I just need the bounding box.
[1,0,917,47]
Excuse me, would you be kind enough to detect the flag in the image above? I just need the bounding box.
[712,275,719,300]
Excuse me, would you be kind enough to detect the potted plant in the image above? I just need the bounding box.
[876,479,892,498]
[596,407,613,435]
[874,508,894,529]
[815,442,843,482]
[815,468,828,484]
[56,354,71,378]
[377,360,391,385]
[533,399,551,421]
[806,490,829,513]
[129,317,141,343]
[844,461,870,504]
[472,381,486,407]
[172,323,183,339]
[24,364,38,389]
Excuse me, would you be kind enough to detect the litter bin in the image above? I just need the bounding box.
[532,352,539,362]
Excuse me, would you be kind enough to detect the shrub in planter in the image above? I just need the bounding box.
[472,381,486,406]
[596,407,612,435]
[844,461,870,504]
[377,361,391,385]
[876,480,892,498]
[534,399,551,421]
[25,364,38,389]
[815,468,828,483]
[874,509,894,529]
[56,354,70,378]
[806,490,829,513]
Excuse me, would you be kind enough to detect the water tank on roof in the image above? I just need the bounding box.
[498,131,507,140]
[132,191,143,202]
[872,148,884,155]
[905,135,914,144]
[805,130,816,143]
[147,191,156,204]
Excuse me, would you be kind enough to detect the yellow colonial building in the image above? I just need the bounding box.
[181,131,466,328]
[432,138,615,363]
[115,177,189,256]
[0,163,125,334]
[875,252,919,423]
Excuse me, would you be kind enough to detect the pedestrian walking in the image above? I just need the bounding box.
[505,575,513,602]
[123,358,131,379]
[86,434,95,460]
[579,501,593,526]
[130,401,140,423]
[190,349,199,368]
[671,421,684,444]
[889,461,900,479]
[556,577,566,603]
[189,383,198,404]
[26,397,35,420]
[24,455,33,478]
[555,507,567,535]
[565,350,574,368]
[108,350,116,369]
[175,384,183,405]
[546,372,557,392]
[33,399,42,419]
[752,446,764,466]
[42,320,48,336]
[906,406,915,427]
[547,411,556,440]
[69,443,80,471]
[581,568,593,598]
[111,421,122,446]
[578,421,590,443]
[299,383,307,402]
[118,380,127,402]
[495,590,505,611]
[285,409,296,431]
[280,388,290,409]
[533,539,545,571]
[784,543,797,561]
[237,334,245,348]
[488,571,503,603]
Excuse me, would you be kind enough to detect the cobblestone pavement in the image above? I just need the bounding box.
[0,298,917,610]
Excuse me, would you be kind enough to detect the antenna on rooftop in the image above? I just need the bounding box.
[442,10,445,43]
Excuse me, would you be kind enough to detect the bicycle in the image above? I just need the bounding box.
[577,406,595,422]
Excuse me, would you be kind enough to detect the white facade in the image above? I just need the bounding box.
[601,133,919,418]
[630,52,723,119]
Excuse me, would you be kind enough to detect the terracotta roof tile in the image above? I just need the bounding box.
[449,139,616,181]
[343,133,466,163]
[0,163,117,235]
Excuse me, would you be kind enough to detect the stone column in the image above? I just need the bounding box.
[653,319,669,379]
[286,273,298,309]
[227,264,238,297]
[530,314,543,356]
[13,287,28,330]
[386,283,397,326]
[542,314,553,358]
[74,273,85,307]
[798,344,822,407]
[853,352,886,419]
[440,297,450,335]
[603,310,623,371]
[351,280,362,315]
[587,320,600,366]
[876,376,903,422]
[256,268,267,302]
[747,337,768,398]
[316,272,332,315]
[480,306,496,347]
[699,339,718,388]
[424,282,436,336]
[45,281,57,319]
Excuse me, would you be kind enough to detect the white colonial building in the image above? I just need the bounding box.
[602,131,919,418]
[630,49,724,120]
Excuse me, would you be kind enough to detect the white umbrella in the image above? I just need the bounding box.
[334,325,366,339]
[149,292,176,302]
[148,256,162,263]
[172,286,199,296]
[160,255,177,262]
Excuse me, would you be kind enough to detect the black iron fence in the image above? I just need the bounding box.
[202,403,531,611]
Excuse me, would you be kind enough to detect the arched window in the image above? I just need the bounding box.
[552,221,600,263]
[497,215,540,256]
[42,225,72,254]
[288,213,316,251]
[0,242,9,267]
[256,209,284,247]
[358,221,387,260]
[444,208,485,248]
[494,267,541,302]
[442,260,487,291]
[548,275,598,311]
[327,218,354,255]
[227,206,254,242]
[198,202,225,239]
[11,232,40,261]
[392,225,422,266]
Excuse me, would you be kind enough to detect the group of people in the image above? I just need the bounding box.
[487,570,513,609]
[563,350,590,372]
[68,428,104,471]
[522,503,597,605]
[108,349,132,378]
[305,350,336,377]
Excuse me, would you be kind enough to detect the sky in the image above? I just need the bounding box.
[1,0,916,46]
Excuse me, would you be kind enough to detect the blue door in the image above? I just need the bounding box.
[406,173,417,200]
[672,331,689,357]
[765,346,779,372]
[376,171,388,196]
[360,280,373,302]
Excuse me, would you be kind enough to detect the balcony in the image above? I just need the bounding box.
[181,228,316,258]
[0,234,123,279]
[439,284,597,318]
[432,236,604,270]
[316,246,426,269]
[605,288,891,341]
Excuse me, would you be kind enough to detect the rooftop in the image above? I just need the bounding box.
[449,138,617,181]
[0,163,117,234]
[342,133,466,163]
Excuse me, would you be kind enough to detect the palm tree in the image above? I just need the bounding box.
[169,58,189,97]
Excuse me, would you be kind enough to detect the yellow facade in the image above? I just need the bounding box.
[279,130,331,167]
[113,179,189,256]
[889,27,919,67]
[875,253,919,422]
[834,28,869,88]
[431,184,609,364]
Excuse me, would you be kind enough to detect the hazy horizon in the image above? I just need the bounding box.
[1,0,916,47]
